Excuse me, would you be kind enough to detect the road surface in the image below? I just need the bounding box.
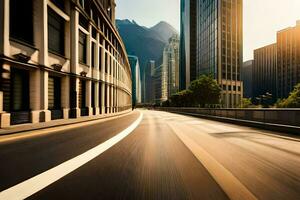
[0,110,299,200]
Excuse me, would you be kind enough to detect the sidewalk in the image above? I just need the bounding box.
[0,110,132,136]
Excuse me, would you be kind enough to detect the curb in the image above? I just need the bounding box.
[0,110,132,136]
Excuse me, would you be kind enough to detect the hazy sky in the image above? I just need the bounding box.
[116,0,300,61]
[115,0,180,30]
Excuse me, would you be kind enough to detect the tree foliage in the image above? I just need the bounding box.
[276,83,300,108]
[170,90,193,107]
[168,75,221,107]
[189,75,222,107]
[241,98,254,108]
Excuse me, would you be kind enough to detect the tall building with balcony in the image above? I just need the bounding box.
[179,0,197,91]
[0,0,132,127]
[253,44,277,102]
[128,55,141,106]
[162,34,180,99]
[277,20,300,98]
[196,0,243,108]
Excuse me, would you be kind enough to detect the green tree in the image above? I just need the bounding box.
[170,90,193,107]
[276,83,300,108]
[241,98,253,108]
[188,75,222,107]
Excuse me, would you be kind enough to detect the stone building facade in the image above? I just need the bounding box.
[0,0,132,127]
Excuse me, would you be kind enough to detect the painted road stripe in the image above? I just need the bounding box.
[169,124,257,200]
[0,112,143,200]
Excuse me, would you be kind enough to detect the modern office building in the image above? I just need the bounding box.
[196,0,243,108]
[160,61,168,102]
[0,0,132,127]
[242,60,253,98]
[277,20,300,98]
[162,34,180,99]
[179,0,197,91]
[144,60,155,103]
[153,65,163,104]
[128,55,141,106]
[253,44,277,102]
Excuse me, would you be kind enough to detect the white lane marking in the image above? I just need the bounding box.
[0,113,143,200]
[168,122,257,200]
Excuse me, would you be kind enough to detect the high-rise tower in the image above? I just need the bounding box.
[196,0,243,107]
[179,0,197,91]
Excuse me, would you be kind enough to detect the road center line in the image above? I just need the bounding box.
[0,112,143,200]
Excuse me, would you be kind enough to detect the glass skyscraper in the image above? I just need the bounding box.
[128,56,142,106]
[179,0,197,91]
[196,0,243,108]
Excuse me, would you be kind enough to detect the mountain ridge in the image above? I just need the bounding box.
[116,19,178,74]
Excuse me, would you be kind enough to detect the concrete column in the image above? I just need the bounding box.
[28,69,50,123]
[116,88,118,112]
[0,0,9,56]
[30,0,51,122]
[111,59,114,81]
[107,52,111,79]
[116,64,119,112]
[87,24,92,70]
[34,0,48,66]
[107,84,110,113]
[101,43,106,76]
[114,87,117,112]
[112,86,114,113]
[30,70,41,123]
[0,63,10,128]
[95,33,100,79]
[111,86,114,113]
[70,9,79,74]
[86,80,93,116]
[0,102,10,128]
[61,76,70,119]
[101,82,105,114]
[94,82,100,115]
[111,0,116,25]
[69,77,80,118]
[40,70,51,122]
[64,0,71,61]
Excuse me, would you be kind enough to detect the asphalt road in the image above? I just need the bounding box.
[0,110,299,200]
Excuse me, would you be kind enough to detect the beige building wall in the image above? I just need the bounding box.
[0,0,132,128]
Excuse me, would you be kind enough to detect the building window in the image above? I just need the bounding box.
[79,31,87,64]
[99,47,102,70]
[48,8,65,55]
[91,42,95,67]
[79,14,89,30]
[10,0,33,45]
[51,0,65,11]
[79,0,85,8]
[105,52,108,73]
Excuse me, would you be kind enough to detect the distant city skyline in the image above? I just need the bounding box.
[116,0,300,61]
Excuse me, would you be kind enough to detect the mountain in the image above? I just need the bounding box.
[116,19,178,74]
[150,21,178,43]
